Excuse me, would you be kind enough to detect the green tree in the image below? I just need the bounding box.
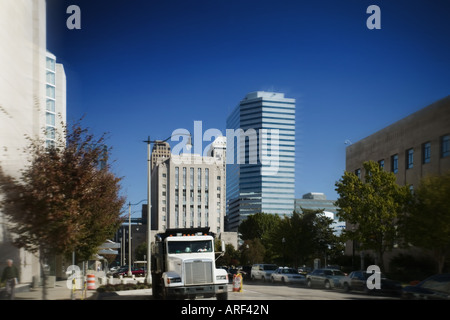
[135,242,148,262]
[0,121,124,298]
[400,172,450,273]
[238,212,281,242]
[335,160,411,270]
[240,239,266,265]
[238,212,281,261]
[270,210,339,267]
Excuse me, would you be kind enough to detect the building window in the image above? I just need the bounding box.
[46,126,55,140]
[190,168,194,189]
[46,112,56,126]
[46,85,55,99]
[355,169,361,179]
[441,135,450,158]
[406,148,414,169]
[46,71,55,85]
[46,99,55,112]
[422,142,431,164]
[378,159,384,169]
[183,167,186,188]
[391,154,398,173]
[205,168,209,190]
[197,168,202,191]
[46,57,55,71]
[175,167,179,187]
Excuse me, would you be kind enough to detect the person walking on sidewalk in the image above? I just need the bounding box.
[1,259,19,300]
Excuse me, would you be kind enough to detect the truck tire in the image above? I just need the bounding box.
[217,291,228,300]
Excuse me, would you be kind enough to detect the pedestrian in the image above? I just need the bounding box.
[1,259,19,300]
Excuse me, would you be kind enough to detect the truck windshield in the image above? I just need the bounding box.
[167,240,213,254]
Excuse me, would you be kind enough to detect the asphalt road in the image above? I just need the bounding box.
[228,282,401,300]
[96,279,400,300]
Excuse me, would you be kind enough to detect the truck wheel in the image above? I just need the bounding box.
[217,292,228,300]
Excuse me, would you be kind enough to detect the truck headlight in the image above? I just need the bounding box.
[167,277,182,284]
[216,275,227,281]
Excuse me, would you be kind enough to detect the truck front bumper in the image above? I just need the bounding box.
[166,284,228,299]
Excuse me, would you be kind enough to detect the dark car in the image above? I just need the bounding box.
[402,273,450,300]
[113,267,145,278]
[341,270,402,296]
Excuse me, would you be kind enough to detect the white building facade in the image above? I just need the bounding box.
[0,0,66,282]
[151,152,226,235]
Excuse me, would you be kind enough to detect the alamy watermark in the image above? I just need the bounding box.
[169,121,281,175]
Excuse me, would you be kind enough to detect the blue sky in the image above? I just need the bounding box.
[46,0,450,217]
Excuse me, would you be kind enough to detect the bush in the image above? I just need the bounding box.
[96,282,151,293]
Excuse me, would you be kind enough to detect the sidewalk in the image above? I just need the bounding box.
[10,280,97,300]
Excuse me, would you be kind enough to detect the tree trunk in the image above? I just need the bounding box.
[39,250,48,300]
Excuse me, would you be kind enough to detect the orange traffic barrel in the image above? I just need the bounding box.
[87,274,96,290]
[232,274,243,292]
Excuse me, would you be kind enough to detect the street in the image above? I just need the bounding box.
[96,278,400,300]
[227,282,400,300]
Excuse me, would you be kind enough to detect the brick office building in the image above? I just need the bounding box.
[344,96,450,268]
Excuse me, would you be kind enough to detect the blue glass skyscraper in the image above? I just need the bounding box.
[226,91,296,231]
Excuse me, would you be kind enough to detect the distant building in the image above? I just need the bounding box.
[151,151,226,235]
[295,193,344,235]
[226,91,296,231]
[151,141,171,171]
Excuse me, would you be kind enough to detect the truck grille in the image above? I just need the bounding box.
[184,260,213,285]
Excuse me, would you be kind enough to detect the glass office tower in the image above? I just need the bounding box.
[226,92,296,231]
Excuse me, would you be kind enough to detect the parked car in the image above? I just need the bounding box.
[341,270,402,296]
[271,267,306,285]
[241,265,252,281]
[107,265,127,277]
[112,266,145,278]
[298,266,312,275]
[402,273,450,300]
[251,263,278,282]
[306,268,346,289]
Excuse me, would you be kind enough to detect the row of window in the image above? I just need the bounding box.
[159,168,223,231]
[174,167,222,188]
[355,135,450,177]
[45,57,57,149]
[389,136,449,173]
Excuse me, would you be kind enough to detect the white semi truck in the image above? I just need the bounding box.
[151,228,229,300]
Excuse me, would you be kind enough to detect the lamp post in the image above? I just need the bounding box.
[143,133,192,284]
[127,200,146,277]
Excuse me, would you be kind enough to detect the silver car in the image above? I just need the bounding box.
[251,264,278,282]
[271,267,306,285]
[306,268,346,289]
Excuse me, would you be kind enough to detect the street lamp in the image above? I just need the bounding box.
[282,237,286,267]
[127,200,146,277]
[143,133,192,284]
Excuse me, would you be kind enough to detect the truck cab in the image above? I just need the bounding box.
[151,228,229,300]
